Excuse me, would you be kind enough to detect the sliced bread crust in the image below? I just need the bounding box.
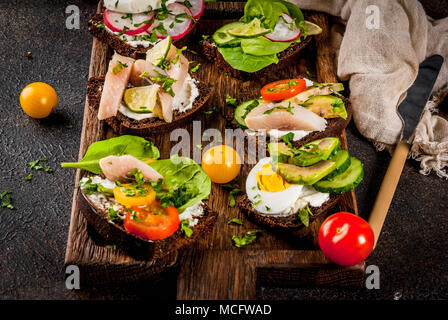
[78,190,217,260]
[223,97,352,149]
[237,193,341,231]
[88,13,198,59]
[87,76,211,135]
[202,37,313,80]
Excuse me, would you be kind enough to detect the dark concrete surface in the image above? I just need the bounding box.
[0,0,447,300]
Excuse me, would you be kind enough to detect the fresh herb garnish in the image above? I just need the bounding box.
[133,19,153,27]
[108,208,120,222]
[305,70,315,78]
[180,220,193,237]
[227,218,243,226]
[263,103,294,115]
[28,158,53,173]
[228,189,242,208]
[96,23,106,30]
[24,173,33,181]
[112,61,128,75]
[196,144,203,150]
[79,178,114,195]
[232,230,260,248]
[154,23,167,35]
[225,94,237,107]
[106,244,117,250]
[117,26,129,37]
[330,88,344,97]
[1,190,15,210]
[190,63,201,74]
[297,205,313,227]
[149,71,177,97]
[203,107,218,115]
[251,199,262,207]
[281,132,295,148]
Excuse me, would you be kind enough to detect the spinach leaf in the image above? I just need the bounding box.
[243,0,289,30]
[149,156,211,213]
[241,37,292,56]
[217,46,278,73]
[61,135,160,174]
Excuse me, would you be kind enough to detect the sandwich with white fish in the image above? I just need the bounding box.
[237,136,363,231]
[89,0,204,58]
[203,0,322,79]
[61,135,217,258]
[226,78,351,148]
[87,36,211,134]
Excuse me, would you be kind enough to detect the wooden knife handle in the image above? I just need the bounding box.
[368,141,410,248]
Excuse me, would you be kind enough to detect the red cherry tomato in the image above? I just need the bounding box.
[318,212,374,266]
[261,79,307,101]
[124,201,180,241]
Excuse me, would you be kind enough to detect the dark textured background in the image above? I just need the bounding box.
[0,0,447,300]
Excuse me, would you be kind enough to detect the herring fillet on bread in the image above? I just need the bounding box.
[88,37,211,135]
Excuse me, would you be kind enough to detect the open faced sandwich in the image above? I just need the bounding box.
[228,78,351,148]
[238,136,363,231]
[87,36,211,134]
[89,0,204,58]
[61,135,216,259]
[203,0,322,79]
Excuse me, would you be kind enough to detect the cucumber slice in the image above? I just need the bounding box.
[290,137,340,167]
[123,85,159,114]
[228,18,270,38]
[323,149,351,180]
[234,99,260,129]
[212,22,245,47]
[313,156,364,194]
[146,36,173,67]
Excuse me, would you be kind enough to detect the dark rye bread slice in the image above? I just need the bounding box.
[88,13,198,59]
[87,76,211,135]
[237,193,342,232]
[78,190,217,260]
[224,97,352,150]
[202,36,313,80]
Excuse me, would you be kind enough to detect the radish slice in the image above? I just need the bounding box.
[103,9,155,36]
[178,0,204,19]
[264,13,301,42]
[148,3,193,40]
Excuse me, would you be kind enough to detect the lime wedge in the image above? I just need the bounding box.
[228,18,270,38]
[304,21,322,36]
[146,36,173,66]
[124,85,159,114]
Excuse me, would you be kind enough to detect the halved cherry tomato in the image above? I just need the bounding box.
[261,79,307,101]
[318,212,374,266]
[113,183,156,208]
[124,201,180,241]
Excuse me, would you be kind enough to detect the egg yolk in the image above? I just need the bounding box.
[256,163,290,192]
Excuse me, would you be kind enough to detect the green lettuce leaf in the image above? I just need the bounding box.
[149,155,211,213]
[217,46,278,73]
[240,37,292,56]
[61,135,160,174]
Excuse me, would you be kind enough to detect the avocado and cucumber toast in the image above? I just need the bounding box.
[269,137,364,193]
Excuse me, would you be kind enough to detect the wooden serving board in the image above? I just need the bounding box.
[65,1,365,298]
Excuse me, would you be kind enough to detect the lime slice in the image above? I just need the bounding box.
[228,18,270,38]
[146,36,174,66]
[304,21,322,36]
[124,85,159,113]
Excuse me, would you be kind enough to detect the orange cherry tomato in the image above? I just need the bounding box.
[261,79,307,101]
[20,82,58,119]
[124,201,180,241]
[201,145,241,184]
[318,212,374,266]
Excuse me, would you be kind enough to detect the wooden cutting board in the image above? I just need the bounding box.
[65,1,365,299]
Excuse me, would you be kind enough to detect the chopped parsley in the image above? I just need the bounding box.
[28,158,53,173]
[24,173,33,181]
[203,107,218,115]
[232,230,260,248]
[190,63,201,74]
[297,205,313,227]
[281,132,295,148]
[305,70,315,78]
[263,103,294,115]
[149,71,177,97]
[228,188,242,208]
[108,208,120,222]
[96,23,106,30]
[154,23,167,35]
[1,190,15,210]
[225,94,237,107]
[227,218,243,226]
[79,178,114,196]
[112,61,128,75]
[180,220,193,237]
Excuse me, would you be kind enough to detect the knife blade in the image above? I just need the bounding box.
[369,54,444,248]
[399,54,444,142]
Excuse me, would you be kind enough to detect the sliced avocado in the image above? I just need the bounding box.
[286,83,344,104]
[289,137,340,167]
[275,161,336,185]
[313,156,364,194]
[268,142,293,163]
[302,95,347,120]
[324,149,351,180]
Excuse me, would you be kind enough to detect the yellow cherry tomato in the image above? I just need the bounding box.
[113,184,156,207]
[20,82,58,119]
[201,145,241,184]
